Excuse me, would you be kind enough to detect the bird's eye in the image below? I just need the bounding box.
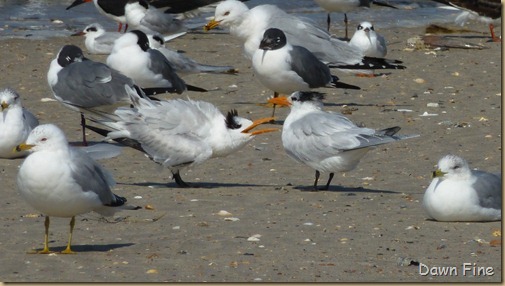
[357,25,363,30]
[370,26,375,31]
[453,165,460,170]
[41,138,47,142]
[224,11,230,16]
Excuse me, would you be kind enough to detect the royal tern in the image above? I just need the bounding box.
[0,88,39,159]
[269,91,419,191]
[90,85,277,188]
[107,30,206,92]
[432,0,501,42]
[47,44,171,145]
[205,0,405,73]
[148,34,237,75]
[15,124,139,254]
[423,154,501,222]
[124,0,187,36]
[349,21,387,58]
[71,23,122,54]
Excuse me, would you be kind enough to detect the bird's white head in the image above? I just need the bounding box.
[0,88,21,111]
[15,124,68,153]
[356,21,374,33]
[433,154,471,180]
[205,0,249,31]
[268,91,325,110]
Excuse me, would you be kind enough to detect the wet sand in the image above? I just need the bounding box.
[0,22,501,282]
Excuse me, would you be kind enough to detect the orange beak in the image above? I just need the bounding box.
[267,96,291,107]
[241,117,277,135]
[71,31,85,36]
[204,19,221,32]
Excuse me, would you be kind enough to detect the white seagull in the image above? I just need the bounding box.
[205,0,405,73]
[71,23,122,54]
[349,21,387,58]
[0,88,39,159]
[124,0,187,36]
[148,34,237,75]
[107,30,206,92]
[15,124,139,254]
[268,91,419,191]
[423,154,501,222]
[91,85,277,188]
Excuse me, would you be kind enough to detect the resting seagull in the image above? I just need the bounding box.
[423,154,501,222]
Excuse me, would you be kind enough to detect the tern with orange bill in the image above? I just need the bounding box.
[269,91,419,191]
[89,85,277,188]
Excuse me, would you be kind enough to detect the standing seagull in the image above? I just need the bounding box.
[0,88,38,159]
[91,85,277,188]
[15,124,139,254]
[252,28,359,116]
[349,21,387,58]
[431,0,501,42]
[47,44,169,145]
[423,154,501,222]
[107,30,206,92]
[268,91,419,191]
[313,0,397,39]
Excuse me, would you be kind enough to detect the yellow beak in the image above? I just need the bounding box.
[267,96,291,107]
[14,143,34,152]
[204,19,221,31]
[241,117,277,135]
[1,102,8,110]
[432,169,446,178]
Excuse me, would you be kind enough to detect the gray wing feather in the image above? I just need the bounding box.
[472,171,502,209]
[289,46,332,88]
[147,49,187,93]
[69,148,116,205]
[53,61,134,108]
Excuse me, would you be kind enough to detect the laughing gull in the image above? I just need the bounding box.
[47,44,172,145]
[15,124,139,254]
[268,91,419,191]
[107,30,207,92]
[252,28,360,116]
[423,154,501,221]
[124,0,187,36]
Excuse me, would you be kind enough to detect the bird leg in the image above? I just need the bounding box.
[326,13,331,32]
[38,216,51,254]
[270,92,279,119]
[80,113,88,146]
[344,13,349,41]
[489,24,500,42]
[173,171,193,188]
[322,173,335,190]
[60,216,76,254]
[312,170,321,191]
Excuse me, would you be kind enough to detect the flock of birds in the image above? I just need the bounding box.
[0,0,501,254]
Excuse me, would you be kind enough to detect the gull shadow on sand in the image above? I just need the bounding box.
[31,243,135,254]
[118,181,274,189]
[292,184,400,194]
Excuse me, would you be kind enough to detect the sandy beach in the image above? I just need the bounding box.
[0,20,502,282]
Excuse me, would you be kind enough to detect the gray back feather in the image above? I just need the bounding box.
[290,46,332,88]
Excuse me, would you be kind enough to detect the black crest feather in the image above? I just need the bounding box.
[225,109,241,130]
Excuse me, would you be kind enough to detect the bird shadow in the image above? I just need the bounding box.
[292,184,400,194]
[29,243,135,254]
[117,181,274,189]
